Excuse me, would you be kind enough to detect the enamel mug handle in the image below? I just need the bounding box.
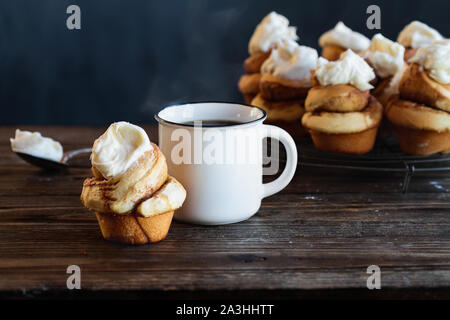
[262,125,298,199]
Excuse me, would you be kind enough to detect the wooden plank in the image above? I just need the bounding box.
[0,126,449,296]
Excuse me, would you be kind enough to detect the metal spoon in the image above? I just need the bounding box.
[15,148,92,170]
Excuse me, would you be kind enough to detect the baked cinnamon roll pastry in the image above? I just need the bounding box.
[362,34,407,106]
[254,39,318,138]
[399,61,450,112]
[251,94,307,139]
[238,73,262,104]
[386,41,450,156]
[259,40,318,99]
[302,50,382,154]
[259,74,312,101]
[386,97,450,156]
[238,12,298,103]
[81,122,186,244]
[397,21,444,62]
[244,51,272,74]
[303,97,383,154]
[319,22,370,61]
[320,45,346,63]
[305,84,370,112]
[247,12,298,68]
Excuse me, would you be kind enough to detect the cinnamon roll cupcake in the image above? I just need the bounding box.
[81,122,186,244]
[386,41,450,155]
[397,21,444,62]
[238,12,298,103]
[251,39,318,138]
[302,50,383,154]
[363,34,407,106]
[319,22,370,61]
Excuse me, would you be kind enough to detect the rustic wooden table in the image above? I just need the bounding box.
[0,126,449,299]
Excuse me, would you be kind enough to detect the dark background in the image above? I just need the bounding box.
[1,0,449,125]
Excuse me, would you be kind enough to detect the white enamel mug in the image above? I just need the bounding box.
[155,102,297,225]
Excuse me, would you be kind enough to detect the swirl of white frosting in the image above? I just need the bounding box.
[397,21,443,49]
[409,40,450,84]
[315,50,375,91]
[248,11,298,55]
[261,39,318,81]
[364,34,405,78]
[319,22,370,52]
[10,129,63,162]
[91,122,152,179]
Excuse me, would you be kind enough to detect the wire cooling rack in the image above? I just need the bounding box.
[291,135,450,194]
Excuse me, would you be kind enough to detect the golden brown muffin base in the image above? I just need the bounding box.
[393,126,450,156]
[399,63,450,112]
[96,211,174,245]
[244,51,271,74]
[305,84,369,112]
[260,74,311,101]
[238,73,261,95]
[308,127,379,154]
[321,44,346,61]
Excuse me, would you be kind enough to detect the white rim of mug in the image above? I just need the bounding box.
[154,101,268,129]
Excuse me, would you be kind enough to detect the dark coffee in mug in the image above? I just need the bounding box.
[182,120,244,127]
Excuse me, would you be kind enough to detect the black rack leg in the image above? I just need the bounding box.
[402,164,415,194]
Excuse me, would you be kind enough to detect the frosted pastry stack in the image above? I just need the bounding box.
[397,21,444,61]
[250,39,318,138]
[363,34,406,106]
[81,122,186,245]
[238,12,298,104]
[386,41,450,155]
[239,12,319,138]
[302,50,383,154]
[319,22,370,61]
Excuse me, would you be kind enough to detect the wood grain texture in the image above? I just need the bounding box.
[0,126,449,298]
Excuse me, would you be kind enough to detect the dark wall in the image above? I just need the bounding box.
[1,0,449,125]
